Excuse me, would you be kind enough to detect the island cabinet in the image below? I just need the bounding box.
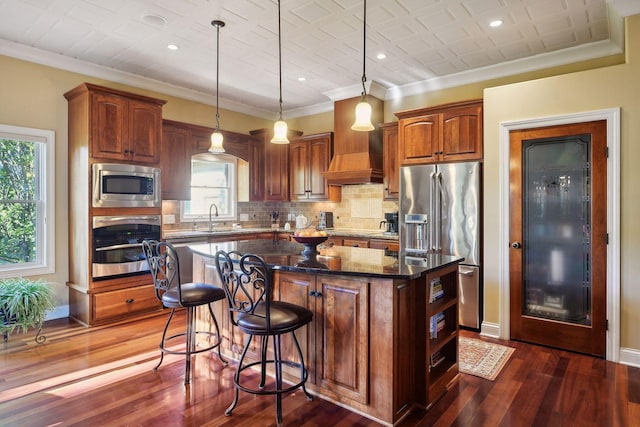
[249,128,302,202]
[396,99,483,165]
[289,132,340,202]
[191,241,461,426]
[421,261,460,409]
[65,83,166,165]
[380,121,400,200]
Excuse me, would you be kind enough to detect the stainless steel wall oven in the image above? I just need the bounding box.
[92,215,161,280]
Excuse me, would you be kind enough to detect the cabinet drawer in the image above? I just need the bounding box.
[343,238,369,248]
[369,239,399,251]
[93,284,161,321]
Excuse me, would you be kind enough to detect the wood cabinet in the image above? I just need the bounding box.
[324,235,398,251]
[289,132,340,201]
[380,122,399,200]
[192,247,461,425]
[64,83,166,326]
[249,128,302,202]
[161,121,191,200]
[161,120,252,200]
[64,83,166,165]
[276,272,370,404]
[370,239,400,252]
[422,262,459,408]
[342,237,370,248]
[396,99,483,165]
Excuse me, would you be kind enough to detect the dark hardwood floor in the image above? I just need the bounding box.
[1,312,639,427]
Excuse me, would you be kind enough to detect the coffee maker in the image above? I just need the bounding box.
[318,211,334,229]
[381,212,398,235]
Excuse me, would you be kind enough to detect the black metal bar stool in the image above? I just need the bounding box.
[214,250,313,427]
[142,240,227,384]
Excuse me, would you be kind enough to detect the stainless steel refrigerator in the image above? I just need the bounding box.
[399,162,482,328]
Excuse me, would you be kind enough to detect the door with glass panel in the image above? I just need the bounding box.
[509,121,607,357]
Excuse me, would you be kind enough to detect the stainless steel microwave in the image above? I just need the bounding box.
[92,163,161,208]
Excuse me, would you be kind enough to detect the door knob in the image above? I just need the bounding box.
[511,241,522,249]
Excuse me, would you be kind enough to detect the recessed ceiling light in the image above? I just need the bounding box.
[167,43,180,51]
[142,14,168,26]
[489,19,503,28]
[298,77,306,82]
[377,53,387,60]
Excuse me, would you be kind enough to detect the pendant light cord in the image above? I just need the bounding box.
[360,0,367,99]
[215,22,221,131]
[277,0,284,120]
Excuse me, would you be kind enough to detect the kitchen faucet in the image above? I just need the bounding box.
[209,203,219,231]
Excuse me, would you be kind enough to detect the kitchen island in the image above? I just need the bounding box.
[191,239,462,426]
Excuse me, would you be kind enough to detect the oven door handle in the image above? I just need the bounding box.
[95,243,143,252]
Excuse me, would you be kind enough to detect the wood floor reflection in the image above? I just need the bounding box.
[1,312,639,426]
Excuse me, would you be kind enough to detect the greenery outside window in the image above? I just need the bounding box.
[181,153,237,223]
[0,124,55,278]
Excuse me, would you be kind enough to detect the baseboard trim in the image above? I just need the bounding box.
[479,321,500,339]
[45,305,69,321]
[619,347,640,368]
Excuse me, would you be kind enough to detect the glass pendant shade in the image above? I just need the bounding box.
[208,130,225,153]
[271,119,289,144]
[351,99,374,131]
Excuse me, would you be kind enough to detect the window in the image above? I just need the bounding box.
[0,124,55,278]
[181,153,237,222]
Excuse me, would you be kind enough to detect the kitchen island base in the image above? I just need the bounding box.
[191,242,461,426]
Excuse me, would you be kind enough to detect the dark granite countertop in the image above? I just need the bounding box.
[163,227,399,241]
[189,239,462,280]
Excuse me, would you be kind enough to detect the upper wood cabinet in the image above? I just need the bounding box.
[289,132,340,202]
[380,122,399,200]
[396,99,483,165]
[249,128,302,202]
[64,83,166,165]
[161,119,251,200]
[161,121,191,200]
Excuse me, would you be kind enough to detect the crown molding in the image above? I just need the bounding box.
[0,39,275,120]
[0,30,626,120]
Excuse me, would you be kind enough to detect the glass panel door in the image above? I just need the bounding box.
[522,135,590,325]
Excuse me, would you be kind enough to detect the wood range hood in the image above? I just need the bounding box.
[321,95,384,185]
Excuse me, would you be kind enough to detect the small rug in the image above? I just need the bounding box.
[459,337,515,381]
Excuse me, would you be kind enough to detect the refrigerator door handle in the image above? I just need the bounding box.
[429,171,437,252]
[434,171,443,253]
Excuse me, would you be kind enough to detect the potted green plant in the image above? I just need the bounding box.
[0,277,55,343]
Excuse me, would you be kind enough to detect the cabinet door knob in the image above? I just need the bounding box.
[125,298,134,304]
[511,241,522,249]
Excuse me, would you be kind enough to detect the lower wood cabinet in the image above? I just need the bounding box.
[68,275,163,326]
[92,284,160,322]
[191,252,459,425]
[275,272,369,404]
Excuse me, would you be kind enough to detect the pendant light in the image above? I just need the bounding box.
[351,0,374,132]
[271,0,289,144]
[209,19,225,153]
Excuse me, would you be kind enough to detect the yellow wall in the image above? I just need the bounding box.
[481,14,640,351]
[0,55,268,306]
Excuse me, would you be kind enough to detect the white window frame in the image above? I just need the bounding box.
[0,124,55,278]
[180,153,238,223]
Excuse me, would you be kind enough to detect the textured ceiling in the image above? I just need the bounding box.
[0,0,639,119]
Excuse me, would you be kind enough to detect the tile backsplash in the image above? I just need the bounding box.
[162,183,399,232]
